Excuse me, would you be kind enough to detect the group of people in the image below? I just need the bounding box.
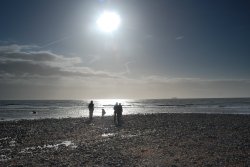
[88,100,123,126]
[113,102,123,126]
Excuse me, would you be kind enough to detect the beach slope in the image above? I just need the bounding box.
[0,113,249,166]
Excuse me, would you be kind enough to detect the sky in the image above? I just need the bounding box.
[0,0,250,99]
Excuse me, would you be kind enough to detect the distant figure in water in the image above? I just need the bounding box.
[88,100,94,121]
[113,102,119,125]
[102,108,106,117]
[117,103,123,126]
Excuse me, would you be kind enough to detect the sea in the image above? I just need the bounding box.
[0,98,250,121]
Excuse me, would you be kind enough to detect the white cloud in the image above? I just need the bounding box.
[143,75,250,84]
[175,36,184,40]
[1,44,250,99]
[0,44,121,80]
[0,44,38,52]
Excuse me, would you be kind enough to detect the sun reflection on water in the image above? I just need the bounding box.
[98,99,127,106]
[94,99,129,116]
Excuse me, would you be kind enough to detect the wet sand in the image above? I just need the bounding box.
[0,113,250,166]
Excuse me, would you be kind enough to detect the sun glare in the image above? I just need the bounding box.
[100,99,126,106]
[96,11,121,33]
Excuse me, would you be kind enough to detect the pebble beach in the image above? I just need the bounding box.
[0,113,250,166]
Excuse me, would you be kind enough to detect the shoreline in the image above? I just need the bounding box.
[1,113,250,166]
[1,111,250,122]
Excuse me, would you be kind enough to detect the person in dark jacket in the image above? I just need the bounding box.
[88,100,94,121]
[117,103,123,126]
[113,102,119,125]
[102,108,106,117]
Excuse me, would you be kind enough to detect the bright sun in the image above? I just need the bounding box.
[96,11,121,33]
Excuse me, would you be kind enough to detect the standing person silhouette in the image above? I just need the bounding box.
[102,108,106,117]
[113,102,119,125]
[117,103,123,126]
[88,100,94,121]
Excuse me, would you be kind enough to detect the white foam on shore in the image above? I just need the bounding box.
[121,134,137,138]
[20,140,77,153]
[102,133,116,137]
[61,141,74,147]
[101,133,137,138]
[0,137,10,141]
[45,141,77,149]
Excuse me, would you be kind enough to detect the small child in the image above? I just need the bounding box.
[102,109,106,117]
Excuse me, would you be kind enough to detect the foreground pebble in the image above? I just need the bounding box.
[0,113,250,166]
